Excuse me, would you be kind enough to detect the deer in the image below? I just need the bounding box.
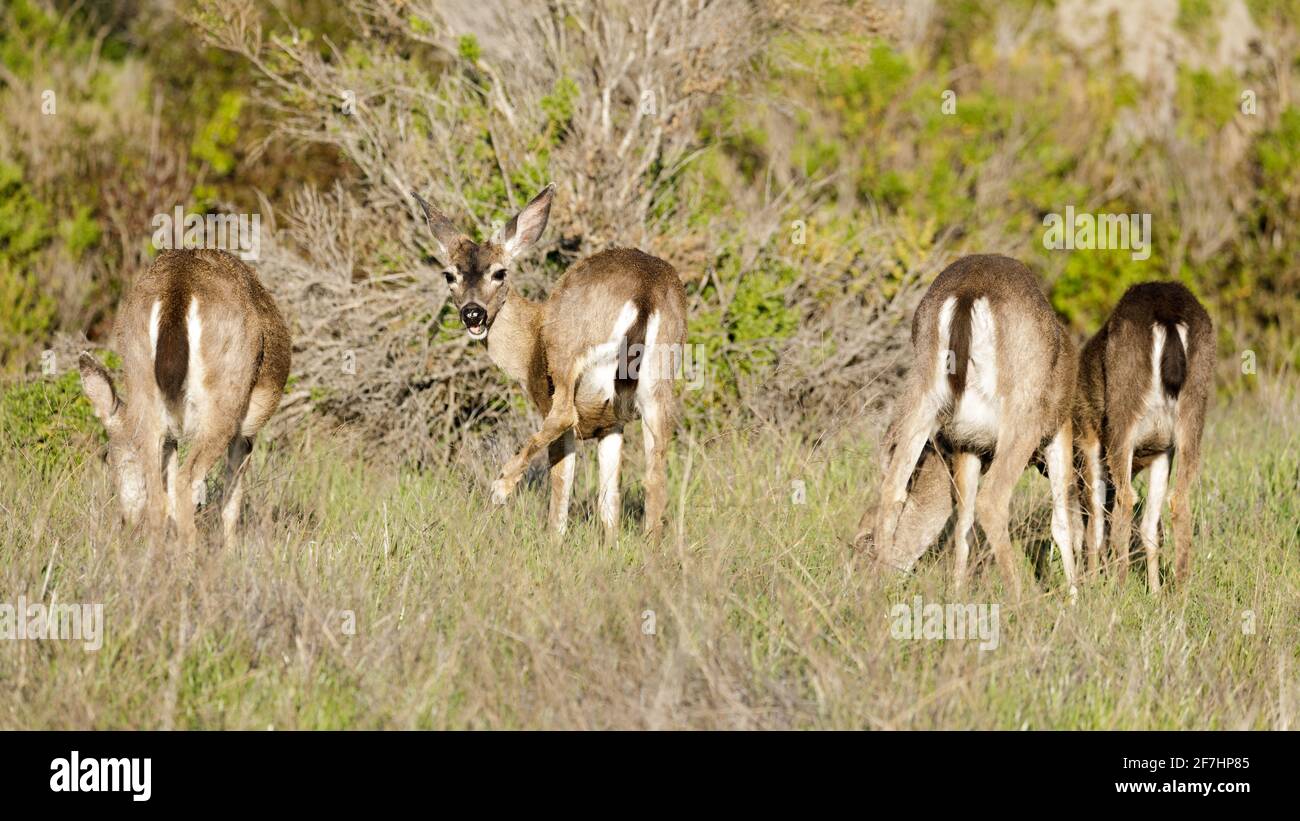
[77,249,291,549]
[411,184,688,540]
[1070,282,1212,592]
[859,255,1079,598]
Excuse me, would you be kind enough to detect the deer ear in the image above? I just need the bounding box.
[412,191,466,261]
[78,352,120,427]
[495,184,555,262]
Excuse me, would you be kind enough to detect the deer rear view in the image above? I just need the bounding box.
[413,184,688,539]
[78,249,291,548]
[860,255,1078,597]
[1071,282,1212,592]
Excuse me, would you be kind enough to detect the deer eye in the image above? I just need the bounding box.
[443,271,456,285]
[491,268,507,281]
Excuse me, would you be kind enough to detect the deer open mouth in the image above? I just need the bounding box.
[460,303,489,340]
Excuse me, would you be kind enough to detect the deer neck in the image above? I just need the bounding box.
[486,288,547,391]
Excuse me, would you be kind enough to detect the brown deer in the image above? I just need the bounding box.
[1071,282,1212,592]
[78,249,291,548]
[860,255,1078,597]
[412,184,688,539]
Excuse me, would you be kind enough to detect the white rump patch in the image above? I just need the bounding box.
[939,296,999,449]
[148,300,162,359]
[1132,322,1183,452]
[577,300,639,406]
[179,297,204,436]
[634,311,662,408]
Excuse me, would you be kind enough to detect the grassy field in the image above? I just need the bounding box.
[1,378,1297,730]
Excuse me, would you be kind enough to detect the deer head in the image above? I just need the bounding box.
[78,351,147,527]
[413,184,555,340]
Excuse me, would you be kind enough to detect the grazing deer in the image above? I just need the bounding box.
[854,436,955,573]
[78,249,291,548]
[1071,282,1212,592]
[412,184,688,539]
[861,255,1078,597]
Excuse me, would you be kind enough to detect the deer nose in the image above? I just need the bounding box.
[460,303,487,328]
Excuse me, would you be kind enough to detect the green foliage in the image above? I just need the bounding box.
[0,367,103,475]
[59,206,102,260]
[539,76,580,142]
[457,34,481,63]
[1255,106,1300,218]
[0,161,56,372]
[191,90,246,177]
[0,0,82,80]
[1176,67,1240,141]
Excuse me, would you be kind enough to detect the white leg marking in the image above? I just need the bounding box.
[1086,440,1106,558]
[579,300,640,403]
[597,430,623,532]
[182,297,204,436]
[1045,428,1078,595]
[552,435,576,535]
[1142,452,1170,591]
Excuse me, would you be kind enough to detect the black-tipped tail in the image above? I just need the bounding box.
[154,291,189,405]
[947,293,976,396]
[1159,320,1186,397]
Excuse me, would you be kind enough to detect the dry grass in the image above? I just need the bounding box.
[2,379,1296,729]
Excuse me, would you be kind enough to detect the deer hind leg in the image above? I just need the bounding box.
[1079,436,1107,578]
[951,450,981,591]
[974,427,1039,600]
[1169,397,1206,586]
[637,390,673,541]
[1139,451,1171,594]
[596,427,624,541]
[174,427,236,551]
[221,435,253,546]
[1044,423,1078,596]
[1105,436,1137,582]
[546,429,577,536]
[493,373,578,505]
[162,437,179,531]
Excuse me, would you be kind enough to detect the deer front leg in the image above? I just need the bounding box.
[873,387,938,554]
[140,427,168,547]
[493,384,577,506]
[546,430,577,536]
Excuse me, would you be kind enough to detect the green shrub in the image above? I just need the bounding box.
[0,367,104,475]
